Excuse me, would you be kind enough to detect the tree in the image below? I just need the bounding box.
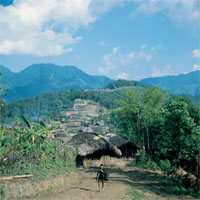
[141,88,166,153]
[191,126,200,187]
[115,90,142,146]
[154,97,196,169]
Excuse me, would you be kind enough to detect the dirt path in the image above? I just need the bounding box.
[29,162,197,200]
[29,167,127,200]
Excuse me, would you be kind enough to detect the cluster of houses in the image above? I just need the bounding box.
[54,99,139,167]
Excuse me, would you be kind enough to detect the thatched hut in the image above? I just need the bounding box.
[67,131,122,167]
[104,133,139,157]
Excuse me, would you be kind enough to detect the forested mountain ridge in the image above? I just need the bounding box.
[141,70,200,96]
[0,64,113,102]
[0,82,149,123]
[104,79,151,90]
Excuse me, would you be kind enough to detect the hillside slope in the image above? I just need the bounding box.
[141,70,200,96]
[0,64,113,102]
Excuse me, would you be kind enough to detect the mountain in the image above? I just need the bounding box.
[0,64,113,102]
[104,79,151,90]
[141,70,200,96]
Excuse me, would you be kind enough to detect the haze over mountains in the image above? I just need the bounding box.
[141,70,200,96]
[0,64,113,102]
[0,64,199,102]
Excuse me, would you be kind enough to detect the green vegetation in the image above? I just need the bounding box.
[126,186,146,200]
[112,88,200,194]
[104,79,150,90]
[0,117,76,177]
[184,94,200,109]
[0,75,199,196]
[0,88,142,123]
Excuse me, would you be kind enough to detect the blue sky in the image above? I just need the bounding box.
[0,0,199,80]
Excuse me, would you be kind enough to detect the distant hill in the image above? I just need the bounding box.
[141,70,200,96]
[104,79,151,90]
[0,84,149,123]
[0,64,113,102]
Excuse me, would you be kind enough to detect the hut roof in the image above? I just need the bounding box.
[104,133,138,149]
[67,131,122,157]
[82,127,93,133]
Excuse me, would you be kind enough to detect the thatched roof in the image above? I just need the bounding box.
[104,133,138,149]
[82,127,93,133]
[67,131,122,157]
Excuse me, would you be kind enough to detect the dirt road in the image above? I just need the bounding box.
[29,162,197,200]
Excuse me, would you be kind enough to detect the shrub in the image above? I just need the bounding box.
[136,151,160,170]
[0,123,77,177]
[159,160,171,172]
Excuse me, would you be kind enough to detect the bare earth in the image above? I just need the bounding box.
[29,161,197,200]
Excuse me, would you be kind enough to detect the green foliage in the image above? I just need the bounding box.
[136,151,160,171]
[0,88,136,123]
[126,186,146,200]
[113,88,200,189]
[21,115,31,128]
[0,122,76,177]
[159,160,171,172]
[113,88,166,149]
[153,97,197,172]
[104,79,150,90]
[187,94,200,109]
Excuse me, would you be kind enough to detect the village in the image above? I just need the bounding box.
[1,99,198,200]
[52,99,139,168]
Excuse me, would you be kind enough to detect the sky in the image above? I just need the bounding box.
[0,0,199,80]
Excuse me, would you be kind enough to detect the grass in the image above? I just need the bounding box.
[126,186,151,200]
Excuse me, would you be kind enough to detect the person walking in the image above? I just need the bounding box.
[96,164,106,192]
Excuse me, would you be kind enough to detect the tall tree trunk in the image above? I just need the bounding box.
[142,128,145,151]
[146,127,150,153]
[197,155,200,188]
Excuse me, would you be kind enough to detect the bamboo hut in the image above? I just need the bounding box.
[67,131,122,167]
[104,133,139,157]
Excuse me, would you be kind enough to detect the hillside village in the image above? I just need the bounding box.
[53,99,109,135]
[51,99,138,167]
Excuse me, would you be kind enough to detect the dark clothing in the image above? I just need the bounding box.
[97,169,105,182]
[98,169,105,180]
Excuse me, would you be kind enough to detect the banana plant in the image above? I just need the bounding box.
[20,115,55,144]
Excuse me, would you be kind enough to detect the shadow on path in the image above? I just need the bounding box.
[82,163,192,199]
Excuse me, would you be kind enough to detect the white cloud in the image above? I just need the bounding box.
[128,52,134,59]
[193,64,200,71]
[0,0,96,56]
[192,49,200,58]
[132,0,200,33]
[152,65,162,77]
[112,47,120,54]
[151,44,163,51]
[140,44,146,49]
[151,63,175,77]
[89,0,124,16]
[98,40,107,46]
[138,51,152,62]
[0,0,125,56]
[116,72,129,80]
[98,46,152,76]
[98,52,116,75]
[1,0,198,57]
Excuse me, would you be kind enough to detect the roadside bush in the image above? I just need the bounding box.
[0,122,77,177]
[136,151,160,171]
[159,160,171,173]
